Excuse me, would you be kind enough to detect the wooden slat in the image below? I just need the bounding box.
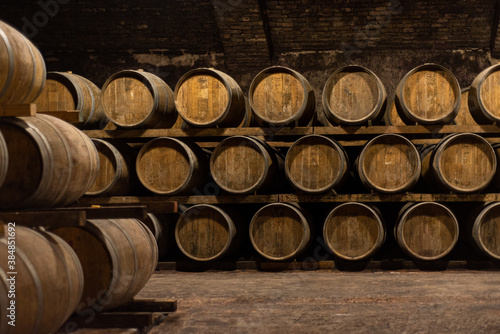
[279,193,500,203]
[156,260,500,271]
[38,110,81,123]
[314,125,500,135]
[83,127,313,139]
[76,198,179,213]
[79,195,277,206]
[64,312,165,329]
[73,206,148,220]
[0,103,36,117]
[113,298,177,313]
[0,210,86,227]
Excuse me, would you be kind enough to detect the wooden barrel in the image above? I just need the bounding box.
[0,114,99,209]
[0,131,7,189]
[357,134,421,193]
[0,20,46,105]
[492,144,500,189]
[285,134,348,194]
[53,218,158,311]
[0,226,84,334]
[421,133,496,193]
[136,137,208,195]
[322,65,387,125]
[34,72,106,126]
[210,136,283,194]
[175,204,238,261]
[85,139,133,196]
[454,87,478,126]
[102,70,176,128]
[395,63,460,124]
[250,203,312,261]
[249,66,315,126]
[175,68,246,127]
[469,64,500,124]
[143,213,169,259]
[395,202,459,261]
[323,202,385,261]
[383,96,406,126]
[471,202,500,260]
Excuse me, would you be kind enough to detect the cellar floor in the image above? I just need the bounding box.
[73,269,500,334]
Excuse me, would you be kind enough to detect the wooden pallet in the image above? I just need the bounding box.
[58,298,177,334]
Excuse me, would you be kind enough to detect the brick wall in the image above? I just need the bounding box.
[0,0,497,100]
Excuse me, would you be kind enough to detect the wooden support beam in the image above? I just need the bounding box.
[113,298,177,313]
[64,312,165,330]
[0,210,86,227]
[38,110,81,123]
[0,103,36,117]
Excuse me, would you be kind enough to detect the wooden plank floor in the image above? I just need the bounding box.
[112,270,500,334]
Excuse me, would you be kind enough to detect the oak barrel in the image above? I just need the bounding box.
[0,226,84,334]
[175,204,238,261]
[0,20,46,105]
[383,96,405,126]
[285,134,348,194]
[53,218,158,311]
[454,87,478,126]
[102,70,176,128]
[395,63,460,124]
[210,136,283,194]
[0,114,99,209]
[175,68,246,127]
[322,65,386,125]
[492,144,500,189]
[136,137,208,195]
[469,64,500,124]
[395,202,459,261]
[85,139,133,196]
[0,131,7,189]
[250,203,312,261]
[323,202,385,261]
[143,213,169,259]
[34,72,106,126]
[471,202,500,260]
[421,133,496,193]
[357,134,421,193]
[249,66,315,126]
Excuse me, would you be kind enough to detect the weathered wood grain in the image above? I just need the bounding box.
[395,202,459,261]
[323,202,385,261]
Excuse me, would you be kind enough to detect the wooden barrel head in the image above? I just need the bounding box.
[250,203,310,261]
[211,136,269,194]
[472,203,500,260]
[285,135,347,193]
[250,69,306,124]
[478,69,500,120]
[53,226,114,307]
[359,134,421,193]
[175,73,229,125]
[397,202,458,260]
[454,88,477,126]
[0,121,44,206]
[0,131,7,188]
[86,139,124,195]
[434,134,496,192]
[397,64,460,124]
[102,72,155,127]
[384,98,406,126]
[175,205,235,261]
[34,75,79,112]
[136,138,193,194]
[323,66,385,124]
[323,202,385,261]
